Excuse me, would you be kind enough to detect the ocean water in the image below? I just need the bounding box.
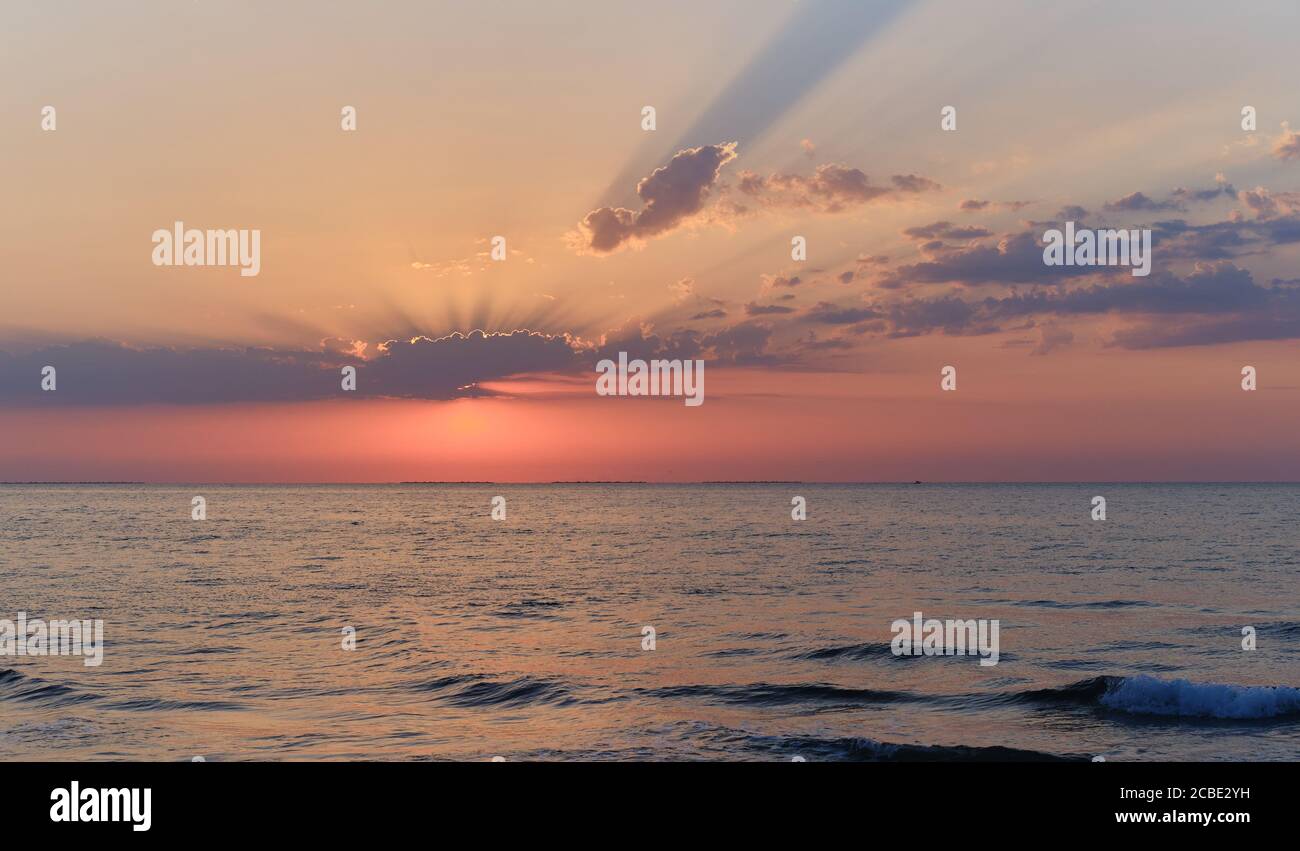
[0,483,1296,762]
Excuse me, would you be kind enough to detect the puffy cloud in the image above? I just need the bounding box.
[760,273,802,291]
[1170,174,1236,203]
[1104,191,1183,212]
[1272,121,1300,161]
[573,142,738,254]
[736,164,940,213]
[578,147,941,254]
[669,277,696,303]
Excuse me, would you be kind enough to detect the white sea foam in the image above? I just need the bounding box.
[1100,675,1300,719]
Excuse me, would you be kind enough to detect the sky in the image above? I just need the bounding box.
[1,0,1298,482]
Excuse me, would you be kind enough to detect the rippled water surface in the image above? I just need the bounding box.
[0,484,1296,761]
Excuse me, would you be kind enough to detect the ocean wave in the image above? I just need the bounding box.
[408,673,576,708]
[644,682,917,706]
[0,668,245,713]
[0,668,101,707]
[104,697,248,712]
[1097,675,1300,720]
[793,642,897,662]
[1013,675,1300,720]
[802,737,1079,762]
[714,727,1079,761]
[1012,599,1156,609]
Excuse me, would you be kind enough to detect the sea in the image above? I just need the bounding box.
[0,483,1296,761]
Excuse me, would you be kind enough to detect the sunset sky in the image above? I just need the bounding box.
[2,0,1298,481]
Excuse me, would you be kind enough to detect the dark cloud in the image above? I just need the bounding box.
[878,195,1300,289]
[4,307,802,408]
[0,331,585,406]
[745,302,797,315]
[368,331,581,396]
[902,221,993,241]
[876,231,1096,289]
[737,164,940,213]
[593,317,781,367]
[575,142,738,254]
[1171,178,1236,203]
[867,263,1300,348]
[886,296,982,336]
[1104,191,1183,212]
[804,302,883,324]
[961,199,1035,213]
[690,309,727,320]
[794,331,855,352]
[890,174,942,193]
